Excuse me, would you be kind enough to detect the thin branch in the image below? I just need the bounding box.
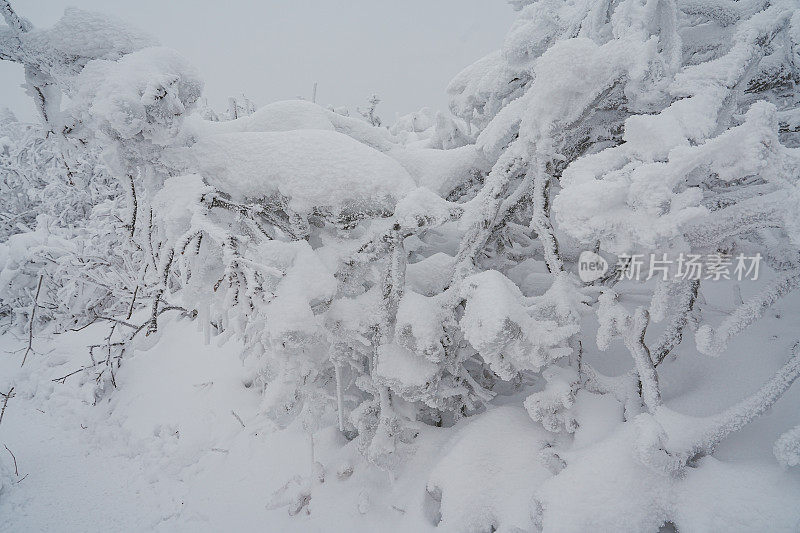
[126,285,138,320]
[51,367,87,384]
[3,444,18,476]
[0,387,14,425]
[21,274,43,367]
[66,318,98,332]
[51,306,189,384]
[94,316,139,330]
[125,174,137,237]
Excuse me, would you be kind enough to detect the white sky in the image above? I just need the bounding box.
[0,0,516,123]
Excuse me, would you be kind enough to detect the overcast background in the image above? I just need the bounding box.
[1,0,516,123]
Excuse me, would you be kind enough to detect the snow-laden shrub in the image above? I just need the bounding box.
[431,1,800,522]
[0,110,129,325]
[65,46,202,174]
[0,5,203,399]
[2,5,800,527]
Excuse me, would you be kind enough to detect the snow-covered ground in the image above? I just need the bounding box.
[2,274,799,532]
[3,1,800,531]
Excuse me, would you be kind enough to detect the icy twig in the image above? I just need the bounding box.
[20,274,43,367]
[51,306,188,384]
[3,444,18,476]
[0,387,14,426]
[452,151,526,280]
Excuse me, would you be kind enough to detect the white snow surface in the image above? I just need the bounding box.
[191,129,415,216]
[3,2,800,531]
[1,279,800,532]
[375,343,439,388]
[389,145,490,196]
[188,99,336,135]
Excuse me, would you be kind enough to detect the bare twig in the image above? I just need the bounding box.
[125,174,137,237]
[87,342,124,354]
[3,444,18,476]
[51,306,189,384]
[0,387,14,425]
[66,318,98,332]
[126,285,138,320]
[21,274,43,366]
[231,410,246,428]
[51,367,89,384]
[94,316,138,330]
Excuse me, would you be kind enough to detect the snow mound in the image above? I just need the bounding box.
[375,343,439,389]
[389,145,489,196]
[395,291,451,362]
[459,270,575,379]
[187,100,398,152]
[536,421,673,532]
[192,100,336,135]
[406,253,455,296]
[191,130,415,217]
[674,456,800,532]
[244,100,335,132]
[258,240,338,342]
[394,187,462,230]
[536,417,800,532]
[426,406,551,532]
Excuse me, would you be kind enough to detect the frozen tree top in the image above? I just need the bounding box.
[72,46,203,142]
[0,7,154,75]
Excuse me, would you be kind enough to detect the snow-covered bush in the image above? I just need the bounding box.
[2,0,800,528]
[0,4,201,387]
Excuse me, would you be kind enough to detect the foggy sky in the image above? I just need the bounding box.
[0,0,516,123]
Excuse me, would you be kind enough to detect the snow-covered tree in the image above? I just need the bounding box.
[0,3,201,395]
[2,4,800,527]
